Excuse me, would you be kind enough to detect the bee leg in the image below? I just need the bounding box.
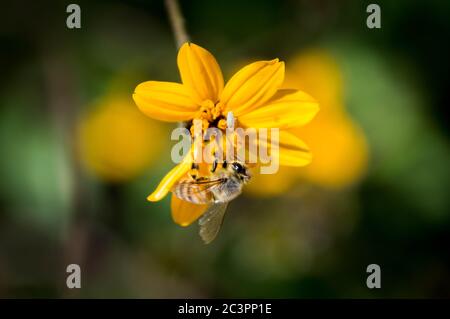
[211,159,218,173]
[189,163,200,181]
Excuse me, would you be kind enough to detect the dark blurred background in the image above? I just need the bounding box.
[0,0,449,298]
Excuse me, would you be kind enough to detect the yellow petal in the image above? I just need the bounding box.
[238,89,319,129]
[171,194,208,227]
[258,130,312,167]
[133,81,197,122]
[278,131,312,166]
[147,154,193,202]
[177,43,224,104]
[221,59,284,116]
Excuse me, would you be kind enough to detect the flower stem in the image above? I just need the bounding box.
[165,0,190,48]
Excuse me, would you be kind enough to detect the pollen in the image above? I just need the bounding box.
[217,119,227,130]
[211,102,224,119]
[198,100,214,121]
[198,100,225,122]
[192,99,229,138]
[202,118,210,130]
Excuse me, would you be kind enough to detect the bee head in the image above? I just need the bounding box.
[229,161,250,182]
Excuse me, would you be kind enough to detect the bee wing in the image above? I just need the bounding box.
[198,202,228,244]
[172,178,226,204]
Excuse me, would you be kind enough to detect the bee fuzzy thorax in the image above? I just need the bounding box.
[212,173,244,204]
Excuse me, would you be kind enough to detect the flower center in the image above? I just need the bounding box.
[190,100,228,135]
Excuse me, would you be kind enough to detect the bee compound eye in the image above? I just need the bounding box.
[231,162,244,173]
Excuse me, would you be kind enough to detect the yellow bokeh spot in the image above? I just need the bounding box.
[285,50,369,189]
[293,110,369,189]
[248,49,369,196]
[77,95,166,182]
[245,166,296,197]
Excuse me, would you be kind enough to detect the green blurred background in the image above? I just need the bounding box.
[1,0,449,298]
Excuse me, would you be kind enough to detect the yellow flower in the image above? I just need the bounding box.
[77,95,166,182]
[246,49,368,196]
[133,43,319,225]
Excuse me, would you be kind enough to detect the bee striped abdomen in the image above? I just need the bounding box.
[173,180,214,204]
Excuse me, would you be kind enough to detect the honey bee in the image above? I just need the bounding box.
[172,159,250,244]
